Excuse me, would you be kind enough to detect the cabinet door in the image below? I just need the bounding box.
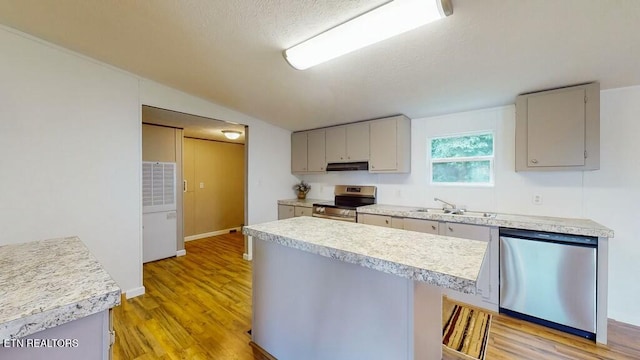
[307,129,326,172]
[291,132,308,173]
[515,82,599,171]
[325,126,346,163]
[278,205,295,220]
[403,218,439,234]
[442,222,491,241]
[346,122,370,161]
[443,223,492,300]
[358,213,392,227]
[294,206,312,217]
[527,87,586,167]
[369,118,397,171]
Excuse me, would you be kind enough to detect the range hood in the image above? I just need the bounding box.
[326,161,369,171]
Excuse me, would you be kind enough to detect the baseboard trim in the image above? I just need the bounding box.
[249,341,277,360]
[243,253,252,261]
[125,286,145,299]
[184,227,242,242]
[176,249,186,257]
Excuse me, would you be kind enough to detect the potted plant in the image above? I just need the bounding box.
[293,181,311,199]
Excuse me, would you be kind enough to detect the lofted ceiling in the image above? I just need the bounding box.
[1,1,639,131]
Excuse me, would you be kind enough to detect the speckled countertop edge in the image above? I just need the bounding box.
[0,237,121,339]
[357,204,614,238]
[277,198,332,207]
[244,217,488,294]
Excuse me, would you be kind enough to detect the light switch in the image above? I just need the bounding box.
[199,182,205,189]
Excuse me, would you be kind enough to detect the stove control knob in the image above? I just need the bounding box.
[316,207,325,214]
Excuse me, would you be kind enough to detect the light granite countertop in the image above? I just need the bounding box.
[358,204,614,238]
[0,236,121,339]
[244,216,487,294]
[277,198,333,207]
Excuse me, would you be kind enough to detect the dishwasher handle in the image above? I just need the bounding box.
[499,228,598,247]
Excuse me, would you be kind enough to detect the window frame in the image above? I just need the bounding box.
[428,130,495,187]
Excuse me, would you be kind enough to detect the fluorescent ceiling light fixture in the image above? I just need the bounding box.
[222,130,242,140]
[283,0,452,70]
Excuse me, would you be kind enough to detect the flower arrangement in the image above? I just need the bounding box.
[293,181,311,199]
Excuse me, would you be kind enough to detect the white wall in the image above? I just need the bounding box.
[0,26,142,294]
[0,25,296,296]
[303,90,640,326]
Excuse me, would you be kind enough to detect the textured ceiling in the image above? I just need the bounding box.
[1,0,639,131]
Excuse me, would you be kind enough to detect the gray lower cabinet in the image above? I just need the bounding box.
[0,310,112,360]
[441,223,498,309]
[402,218,439,235]
[278,204,312,220]
[294,206,312,217]
[358,213,403,228]
[358,213,392,227]
[278,204,295,219]
[360,214,498,310]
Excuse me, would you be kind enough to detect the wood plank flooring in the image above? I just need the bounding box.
[113,232,259,360]
[114,233,640,359]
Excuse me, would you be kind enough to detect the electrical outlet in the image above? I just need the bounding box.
[199,182,205,189]
[532,194,543,205]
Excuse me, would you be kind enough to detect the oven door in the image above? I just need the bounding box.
[311,213,356,222]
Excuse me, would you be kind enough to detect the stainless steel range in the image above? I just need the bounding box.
[312,185,376,222]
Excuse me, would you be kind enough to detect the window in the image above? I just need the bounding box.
[429,132,494,185]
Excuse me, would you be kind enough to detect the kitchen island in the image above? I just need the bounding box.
[244,216,488,360]
[0,236,121,359]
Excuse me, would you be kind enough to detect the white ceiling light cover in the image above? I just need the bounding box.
[284,0,452,70]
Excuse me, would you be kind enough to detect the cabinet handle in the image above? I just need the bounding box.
[448,226,453,232]
[385,220,389,224]
[530,159,538,164]
[431,225,436,230]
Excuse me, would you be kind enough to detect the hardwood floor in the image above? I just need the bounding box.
[113,232,259,360]
[114,233,640,359]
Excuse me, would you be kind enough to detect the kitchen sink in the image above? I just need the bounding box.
[411,208,496,218]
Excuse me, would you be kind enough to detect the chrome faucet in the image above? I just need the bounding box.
[434,197,455,209]
[434,197,465,214]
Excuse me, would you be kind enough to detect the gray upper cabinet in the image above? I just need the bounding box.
[325,123,370,163]
[369,115,411,173]
[345,122,370,161]
[516,82,600,171]
[291,115,410,174]
[307,129,326,172]
[325,126,347,163]
[291,132,308,173]
[291,129,326,174]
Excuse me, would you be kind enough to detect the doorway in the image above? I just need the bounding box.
[141,105,248,262]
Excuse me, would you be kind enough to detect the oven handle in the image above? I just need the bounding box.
[312,213,356,222]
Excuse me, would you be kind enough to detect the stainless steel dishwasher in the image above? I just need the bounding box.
[499,228,597,340]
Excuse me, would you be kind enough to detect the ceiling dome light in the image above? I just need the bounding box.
[284,0,453,70]
[222,130,242,140]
